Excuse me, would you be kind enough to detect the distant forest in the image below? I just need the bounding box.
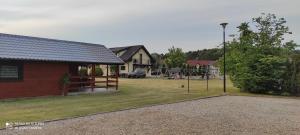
[151,48,298,70]
[185,48,223,60]
[186,49,299,61]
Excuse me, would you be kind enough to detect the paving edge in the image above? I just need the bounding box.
[228,94,300,100]
[0,94,225,130]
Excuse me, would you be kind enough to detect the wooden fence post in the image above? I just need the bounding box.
[91,64,95,92]
[106,64,109,89]
[116,65,119,90]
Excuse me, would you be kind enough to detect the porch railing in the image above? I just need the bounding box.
[68,75,119,92]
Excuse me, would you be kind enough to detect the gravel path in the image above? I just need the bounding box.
[2,96,300,135]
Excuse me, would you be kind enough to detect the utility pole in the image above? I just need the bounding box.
[187,65,190,93]
[206,65,209,92]
[220,23,228,93]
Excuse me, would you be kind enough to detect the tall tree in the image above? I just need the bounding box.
[165,46,186,68]
[220,13,297,94]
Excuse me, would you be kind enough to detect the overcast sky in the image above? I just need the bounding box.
[0,0,299,53]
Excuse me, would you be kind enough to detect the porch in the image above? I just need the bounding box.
[65,63,120,95]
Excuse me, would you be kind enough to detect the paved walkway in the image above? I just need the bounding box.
[2,96,300,135]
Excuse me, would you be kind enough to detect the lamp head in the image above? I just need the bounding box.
[220,23,228,29]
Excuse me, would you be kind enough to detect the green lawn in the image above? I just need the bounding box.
[0,78,240,128]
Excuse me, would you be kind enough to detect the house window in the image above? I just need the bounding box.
[121,66,126,70]
[139,54,143,64]
[133,59,137,64]
[0,62,23,81]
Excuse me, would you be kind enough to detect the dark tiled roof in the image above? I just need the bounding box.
[110,45,152,62]
[110,46,129,53]
[0,33,124,64]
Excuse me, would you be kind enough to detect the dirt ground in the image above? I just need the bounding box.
[2,96,300,135]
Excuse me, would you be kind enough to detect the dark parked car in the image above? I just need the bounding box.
[151,70,161,76]
[128,68,146,78]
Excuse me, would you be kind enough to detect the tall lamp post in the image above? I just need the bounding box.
[220,23,228,93]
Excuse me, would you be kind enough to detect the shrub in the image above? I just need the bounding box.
[79,68,88,76]
[60,73,70,86]
[95,67,103,76]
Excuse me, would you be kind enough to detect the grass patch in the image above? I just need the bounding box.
[0,78,239,128]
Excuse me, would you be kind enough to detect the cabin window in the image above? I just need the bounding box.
[0,63,23,81]
[121,66,126,70]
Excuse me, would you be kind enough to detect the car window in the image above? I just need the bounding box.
[135,68,144,73]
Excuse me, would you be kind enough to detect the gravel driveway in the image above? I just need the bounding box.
[2,96,300,135]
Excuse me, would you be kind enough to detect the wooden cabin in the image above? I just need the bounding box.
[0,33,124,99]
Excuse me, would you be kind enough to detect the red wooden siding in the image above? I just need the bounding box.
[0,61,69,99]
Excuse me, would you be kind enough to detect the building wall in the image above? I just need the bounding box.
[115,48,151,76]
[130,48,152,76]
[209,65,220,78]
[0,61,69,99]
[99,65,112,76]
[101,48,152,77]
[193,64,220,78]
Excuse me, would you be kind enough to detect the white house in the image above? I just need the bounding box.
[102,45,153,77]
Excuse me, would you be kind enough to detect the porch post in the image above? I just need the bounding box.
[116,65,119,90]
[91,64,95,92]
[106,64,109,89]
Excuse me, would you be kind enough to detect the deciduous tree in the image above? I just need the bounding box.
[220,13,298,94]
[165,46,186,68]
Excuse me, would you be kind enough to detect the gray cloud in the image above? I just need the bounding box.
[0,0,299,53]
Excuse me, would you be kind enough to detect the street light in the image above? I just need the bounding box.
[220,22,228,93]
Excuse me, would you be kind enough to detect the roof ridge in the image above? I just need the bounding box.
[0,33,104,47]
[110,45,144,49]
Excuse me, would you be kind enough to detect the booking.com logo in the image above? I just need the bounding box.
[5,122,13,129]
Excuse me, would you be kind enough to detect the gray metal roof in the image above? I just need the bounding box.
[0,33,124,64]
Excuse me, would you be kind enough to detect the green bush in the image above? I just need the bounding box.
[79,68,88,76]
[95,67,103,76]
[60,73,70,85]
